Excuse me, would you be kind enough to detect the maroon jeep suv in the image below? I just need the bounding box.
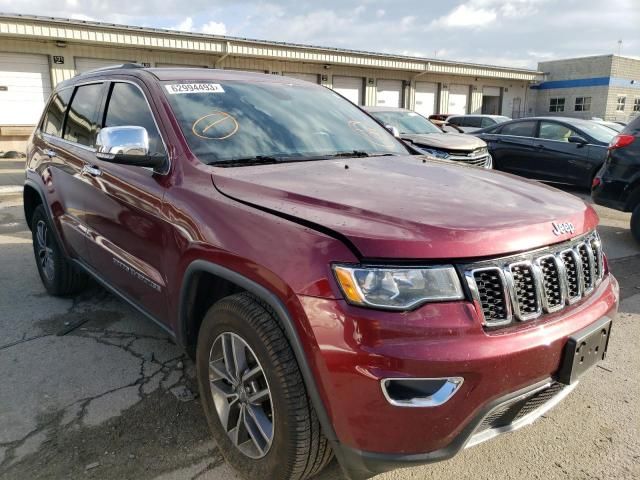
[25,65,618,480]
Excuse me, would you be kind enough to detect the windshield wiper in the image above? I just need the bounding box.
[208,156,283,167]
[329,151,397,158]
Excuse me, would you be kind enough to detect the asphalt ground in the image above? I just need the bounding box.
[0,158,638,480]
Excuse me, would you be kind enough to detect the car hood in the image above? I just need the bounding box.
[212,156,598,259]
[400,132,486,151]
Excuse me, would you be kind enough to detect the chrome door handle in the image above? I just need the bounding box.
[81,165,102,177]
[43,149,57,158]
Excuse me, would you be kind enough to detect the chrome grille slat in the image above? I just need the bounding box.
[466,232,603,327]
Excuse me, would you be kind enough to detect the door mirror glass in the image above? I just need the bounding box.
[567,135,588,145]
[385,124,400,137]
[96,126,165,168]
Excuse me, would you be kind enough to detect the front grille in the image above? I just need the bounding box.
[477,383,565,432]
[473,269,508,322]
[465,231,604,327]
[447,150,490,167]
[538,256,563,310]
[510,263,540,317]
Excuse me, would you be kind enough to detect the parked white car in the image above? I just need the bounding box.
[446,114,511,132]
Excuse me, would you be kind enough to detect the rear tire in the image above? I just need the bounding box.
[196,292,333,480]
[31,205,88,295]
[631,203,640,244]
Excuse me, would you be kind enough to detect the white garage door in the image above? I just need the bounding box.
[0,52,51,126]
[283,72,319,84]
[332,76,364,105]
[376,79,403,108]
[75,57,133,74]
[414,82,437,117]
[448,84,469,115]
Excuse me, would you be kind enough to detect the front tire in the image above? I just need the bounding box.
[196,293,332,480]
[30,204,88,295]
[631,203,640,244]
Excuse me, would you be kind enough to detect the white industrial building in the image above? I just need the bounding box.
[0,13,543,151]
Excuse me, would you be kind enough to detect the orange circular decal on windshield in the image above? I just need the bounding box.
[192,111,239,140]
[348,120,395,148]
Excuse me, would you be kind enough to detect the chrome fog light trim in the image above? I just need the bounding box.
[381,377,464,408]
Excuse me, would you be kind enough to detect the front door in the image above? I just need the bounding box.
[82,81,171,324]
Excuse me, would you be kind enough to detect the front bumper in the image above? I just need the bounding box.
[299,273,618,478]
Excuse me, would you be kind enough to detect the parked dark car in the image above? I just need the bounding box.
[25,66,618,480]
[474,117,616,188]
[592,116,640,242]
[365,107,492,168]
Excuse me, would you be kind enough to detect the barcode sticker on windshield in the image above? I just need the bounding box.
[165,83,225,94]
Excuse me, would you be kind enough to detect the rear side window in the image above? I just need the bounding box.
[499,121,536,137]
[43,88,73,137]
[104,83,164,156]
[448,117,465,126]
[64,83,104,147]
[538,121,574,142]
[466,117,483,128]
[481,117,495,128]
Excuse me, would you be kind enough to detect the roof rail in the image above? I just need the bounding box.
[78,63,146,75]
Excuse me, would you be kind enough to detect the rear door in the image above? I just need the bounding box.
[34,83,106,261]
[485,120,537,176]
[82,80,171,322]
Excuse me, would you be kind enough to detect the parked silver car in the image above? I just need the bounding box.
[365,107,493,168]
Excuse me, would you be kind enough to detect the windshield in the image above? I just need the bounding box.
[368,110,442,135]
[163,80,409,165]
[575,121,617,143]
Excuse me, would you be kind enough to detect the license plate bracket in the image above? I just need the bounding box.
[558,317,612,385]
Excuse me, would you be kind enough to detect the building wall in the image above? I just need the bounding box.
[533,55,640,122]
[0,14,541,150]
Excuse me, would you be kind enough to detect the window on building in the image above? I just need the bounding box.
[63,83,104,147]
[634,97,640,112]
[549,97,565,112]
[574,96,591,112]
[616,96,626,112]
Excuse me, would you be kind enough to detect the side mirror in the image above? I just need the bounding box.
[96,126,166,169]
[567,135,588,146]
[385,125,400,137]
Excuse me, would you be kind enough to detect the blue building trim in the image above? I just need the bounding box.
[531,76,640,90]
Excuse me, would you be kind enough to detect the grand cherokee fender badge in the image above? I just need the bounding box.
[552,222,575,236]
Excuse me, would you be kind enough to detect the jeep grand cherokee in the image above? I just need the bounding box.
[24,65,618,480]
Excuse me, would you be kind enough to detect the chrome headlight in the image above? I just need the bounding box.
[333,265,464,310]
[417,147,450,159]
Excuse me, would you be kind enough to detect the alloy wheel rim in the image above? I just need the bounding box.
[36,220,55,281]
[208,332,274,459]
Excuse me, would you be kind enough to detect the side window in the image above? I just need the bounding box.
[481,117,494,128]
[448,117,464,126]
[43,89,73,137]
[500,121,537,137]
[467,117,483,128]
[104,83,164,156]
[64,83,104,147]
[538,121,574,142]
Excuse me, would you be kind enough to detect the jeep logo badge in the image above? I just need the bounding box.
[552,222,575,236]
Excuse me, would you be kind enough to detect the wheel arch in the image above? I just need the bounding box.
[177,260,341,450]
[23,182,44,230]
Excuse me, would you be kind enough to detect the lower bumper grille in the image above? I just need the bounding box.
[466,381,574,449]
